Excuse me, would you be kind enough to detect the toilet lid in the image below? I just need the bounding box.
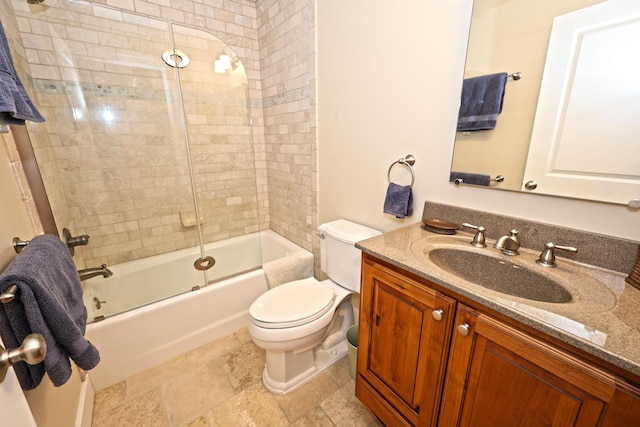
[250,278,336,328]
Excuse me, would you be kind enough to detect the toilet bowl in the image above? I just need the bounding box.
[249,219,381,395]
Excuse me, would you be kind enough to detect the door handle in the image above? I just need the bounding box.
[0,333,47,382]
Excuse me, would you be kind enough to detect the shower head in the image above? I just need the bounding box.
[26,0,45,4]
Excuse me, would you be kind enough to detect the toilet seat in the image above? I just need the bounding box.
[250,278,336,329]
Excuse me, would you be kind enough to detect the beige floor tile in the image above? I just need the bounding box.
[206,382,289,427]
[127,352,190,398]
[92,327,380,427]
[92,388,169,427]
[162,358,236,426]
[183,333,242,365]
[289,407,334,427]
[276,371,339,422]
[222,340,266,391]
[326,356,352,387]
[180,415,208,427]
[320,380,383,427]
[234,326,252,344]
[93,381,127,414]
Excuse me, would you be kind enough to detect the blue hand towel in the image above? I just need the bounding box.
[0,20,45,125]
[383,182,413,218]
[0,234,99,390]
[449,171,491,186]
[457,72,507,131]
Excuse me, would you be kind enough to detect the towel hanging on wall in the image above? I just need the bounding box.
[383,182,413,218]
[383,156,415,218]
[457,72,507,132]
[0,20,45,126]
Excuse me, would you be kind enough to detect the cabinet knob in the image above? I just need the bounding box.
[457,323,470,337]
[432,309,444,321]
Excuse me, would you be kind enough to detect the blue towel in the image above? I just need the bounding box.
[0,20,45,125]
[457,72,507,131]
[383,182,413,218]
[0,235,99,390]
[449,171,491,186]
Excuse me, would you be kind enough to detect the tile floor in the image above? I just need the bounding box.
[92,327,383,426]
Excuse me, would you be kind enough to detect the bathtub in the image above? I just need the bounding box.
[85,230,313,391]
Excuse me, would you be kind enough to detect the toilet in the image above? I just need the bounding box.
[249,219,381,395]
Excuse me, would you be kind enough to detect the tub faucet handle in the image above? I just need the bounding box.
[462,223,486,248]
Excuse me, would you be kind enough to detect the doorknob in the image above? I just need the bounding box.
[0,333,47,382]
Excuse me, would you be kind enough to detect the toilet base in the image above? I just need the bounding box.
[261,329,349,395]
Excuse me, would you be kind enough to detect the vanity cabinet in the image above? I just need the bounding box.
[440,304,611,425]
[356,254,456,426]
[356,254,640,426]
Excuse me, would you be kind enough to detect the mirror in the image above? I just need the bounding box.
[450,0,640,206]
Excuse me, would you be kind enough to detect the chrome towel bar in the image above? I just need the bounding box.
[453,174,504,186]
[13,228,90,255]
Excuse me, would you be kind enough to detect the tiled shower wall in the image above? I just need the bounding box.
[7,0,317,267]
[1,0,45,236]
[256,0,316,254]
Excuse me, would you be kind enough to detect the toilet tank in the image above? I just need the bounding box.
[319,219,381,292]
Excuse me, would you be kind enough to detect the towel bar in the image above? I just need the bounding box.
[453,174,504,186]
[0,285,18,303]
[507,72,522,80]
[12,237,29,254]
[13,228,90,255]
[387,154,416,187]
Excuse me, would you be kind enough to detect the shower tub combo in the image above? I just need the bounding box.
[84,231,313,391]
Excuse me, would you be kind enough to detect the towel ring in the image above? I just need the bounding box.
[387,155,416,187]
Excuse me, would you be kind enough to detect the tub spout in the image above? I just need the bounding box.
[78,264,113,281]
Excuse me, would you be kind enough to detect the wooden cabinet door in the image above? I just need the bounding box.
[440,304,615,427]
[356,257,455,426]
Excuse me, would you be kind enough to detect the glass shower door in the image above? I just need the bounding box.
[21,5,208,319]
[171,24,263,285]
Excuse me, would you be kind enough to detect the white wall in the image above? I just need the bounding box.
[317,0,639,241]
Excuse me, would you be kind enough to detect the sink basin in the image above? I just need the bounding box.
[428,248,573,303]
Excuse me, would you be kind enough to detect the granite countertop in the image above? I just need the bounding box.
[356,222,640,378]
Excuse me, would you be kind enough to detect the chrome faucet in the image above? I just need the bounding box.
[78,264,113,281]
[493,229,520,255]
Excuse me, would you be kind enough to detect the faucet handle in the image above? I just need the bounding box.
[536,242,578,268]
[462,223,486,248]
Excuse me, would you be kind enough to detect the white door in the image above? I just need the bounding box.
[0,126,41,425]
[522,0,640,205]
[0,338,37,426]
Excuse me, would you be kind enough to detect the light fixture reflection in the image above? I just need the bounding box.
[100,107,116,125]
[219,54,232,70]
[214,47,237,74]
[214,59,226,74]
